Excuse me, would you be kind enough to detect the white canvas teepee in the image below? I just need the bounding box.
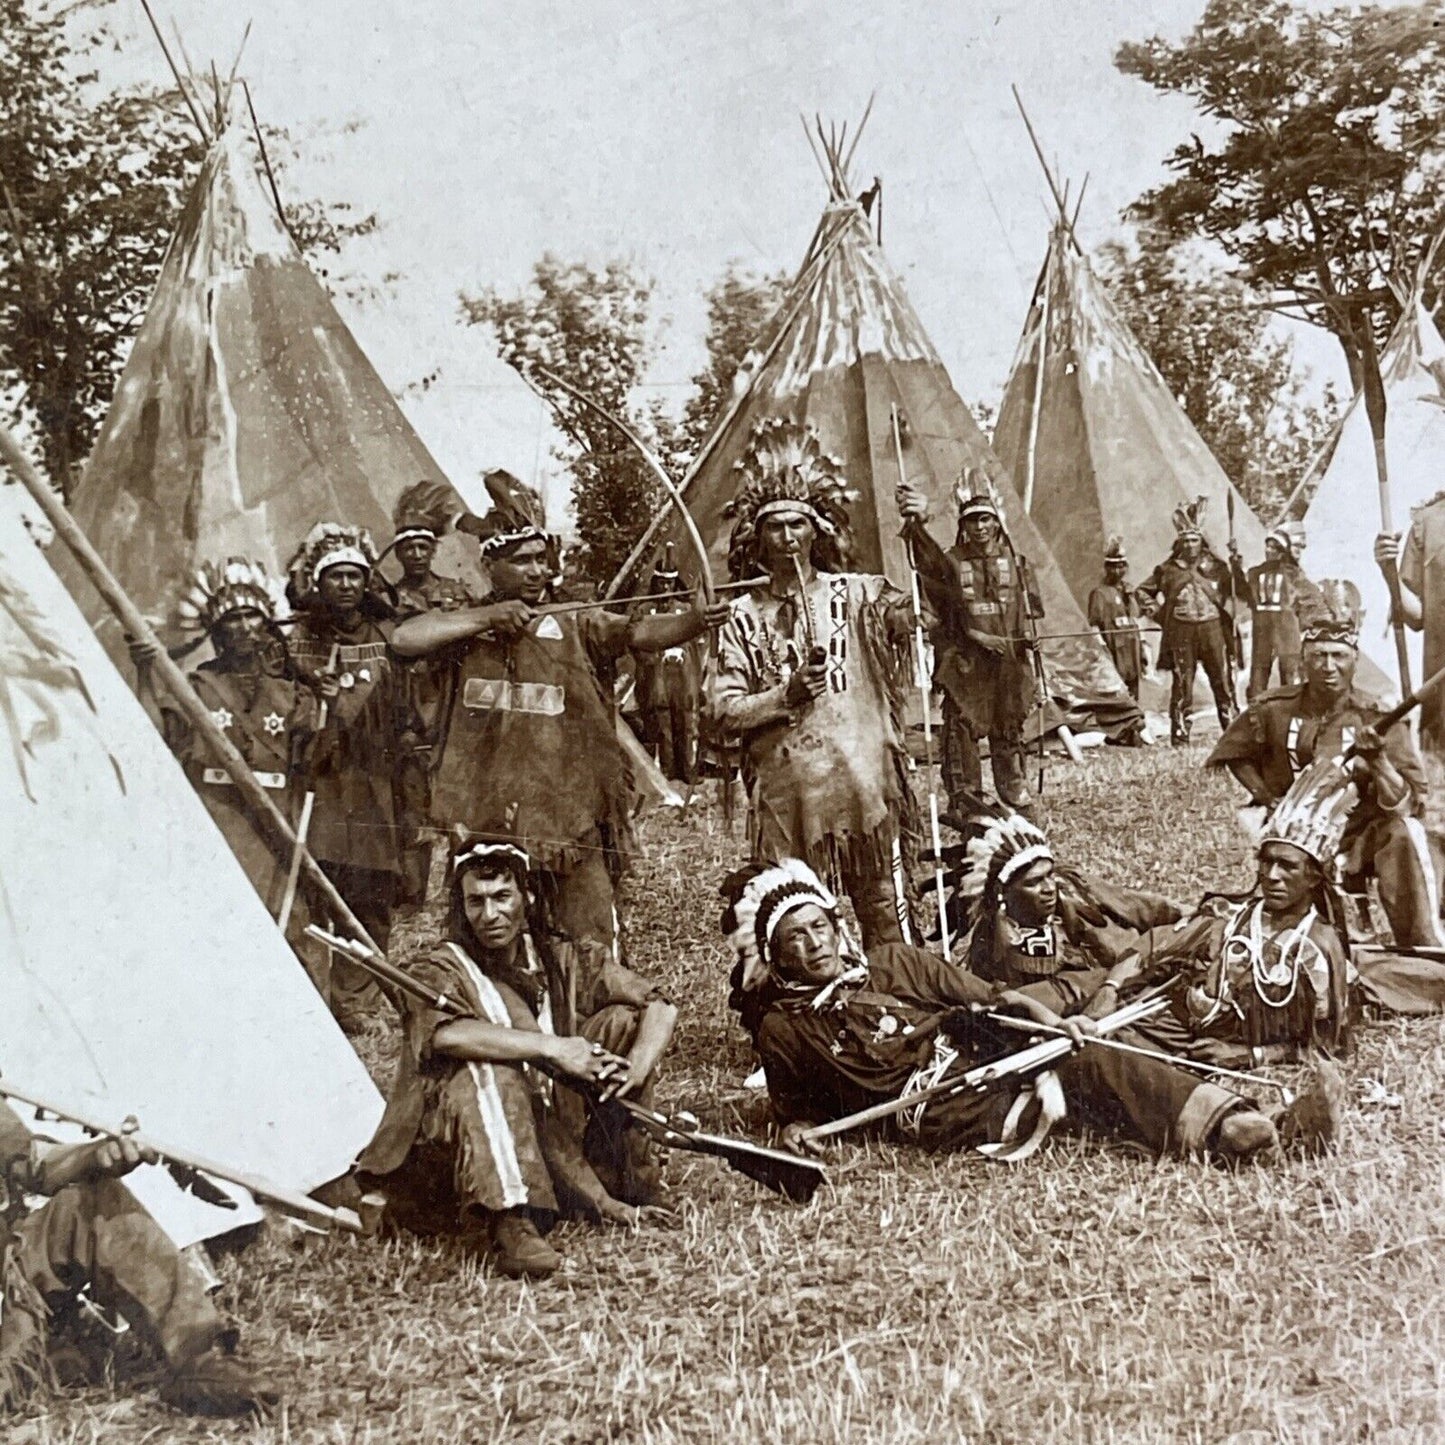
[995,225,1271,609]
[1299,302,1445,695]
[0,484,382,1244]
[54,112,480,667]
[642,132,1132,712]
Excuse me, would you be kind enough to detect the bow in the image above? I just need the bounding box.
[521,363,716,606]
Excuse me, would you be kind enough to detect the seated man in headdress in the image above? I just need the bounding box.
[896,473,1042,813]
[131,559,318,934]
[708,421,919,948]
[357,838,677,1280]
[1138,498,1238,745]
[1208,580,1443,950]
[1,1099,274,1416]
[944,803,1353,1084]
[387,482,479,910]
[723,859,1306,1165]
[394,471,727,951]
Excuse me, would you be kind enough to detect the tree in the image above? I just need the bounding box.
[1096,227,1340,517]
[1116,0,1445,393]
[462,255,667,588]
[0,1,372,493]
[675,261,787,466]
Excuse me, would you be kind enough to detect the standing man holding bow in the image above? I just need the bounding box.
[393,471,727,953]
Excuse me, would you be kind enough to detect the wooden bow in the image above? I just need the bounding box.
[525,363,717,606]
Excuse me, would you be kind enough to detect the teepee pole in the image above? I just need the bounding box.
[139,0,211,143]
[1021,236,1054,513]
[891,406,951,959]
[0,421,383,962]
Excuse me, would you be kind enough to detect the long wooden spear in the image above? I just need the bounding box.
[892,406,950,958]
[0,422,381,959]
[1358,315,1414,694]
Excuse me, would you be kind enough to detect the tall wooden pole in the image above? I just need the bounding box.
[1358,317,1414,694]
[1021,237,1054,513]
[0,421,381,957]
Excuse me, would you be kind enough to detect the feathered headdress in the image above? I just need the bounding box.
[473,468,552,561]
[955,465,1004,522]
[175,558,289,637]
[647,541,684,596]
[1172,495,1207,540]
[720,857,846,993]
[1104,533,1127,565]
[285,523,378,605]
[950,811,1054,932]
[1299,578,1361,647]
[723,419,855,580]
[1260,754,1356,866]
[392,480,458,546]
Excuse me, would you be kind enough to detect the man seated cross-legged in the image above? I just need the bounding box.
[358,838,676,1279]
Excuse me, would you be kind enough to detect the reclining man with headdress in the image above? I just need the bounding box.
[944,801,1353,1090]
[358,837,677,1280]
[1207,579,1443,950]
[707,420,920,948]
[393,471,728,953]
[723,858,1322,1166]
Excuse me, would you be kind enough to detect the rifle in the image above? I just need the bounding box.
[0,1077,374,1234]
[306,927,826,1204]
[799,989,1171,1144]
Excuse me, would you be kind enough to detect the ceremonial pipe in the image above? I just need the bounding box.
[799,991,1171,1144]
[980,1012,1295,1103]
[0,1077,370,1235]
[893,406,950,958]
[0,422,382,959]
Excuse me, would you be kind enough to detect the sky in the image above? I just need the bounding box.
[86,0,1346,522]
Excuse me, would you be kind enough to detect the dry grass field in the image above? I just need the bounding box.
[16,743,1445,1443]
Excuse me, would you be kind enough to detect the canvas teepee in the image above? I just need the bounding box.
[0,477,382,1245]
[54,106,479,664]
[636,129,1131,712]
[1295,297,1445,700]
[994,222,1271,609]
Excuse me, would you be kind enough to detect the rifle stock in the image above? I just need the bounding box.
[306,928,825,1203]
[0,1077,370,1234]
[799,991,1171,1145]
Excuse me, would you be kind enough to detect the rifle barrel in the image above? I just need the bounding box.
[0,1078,364,1234]
[799,992,1169,1144]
